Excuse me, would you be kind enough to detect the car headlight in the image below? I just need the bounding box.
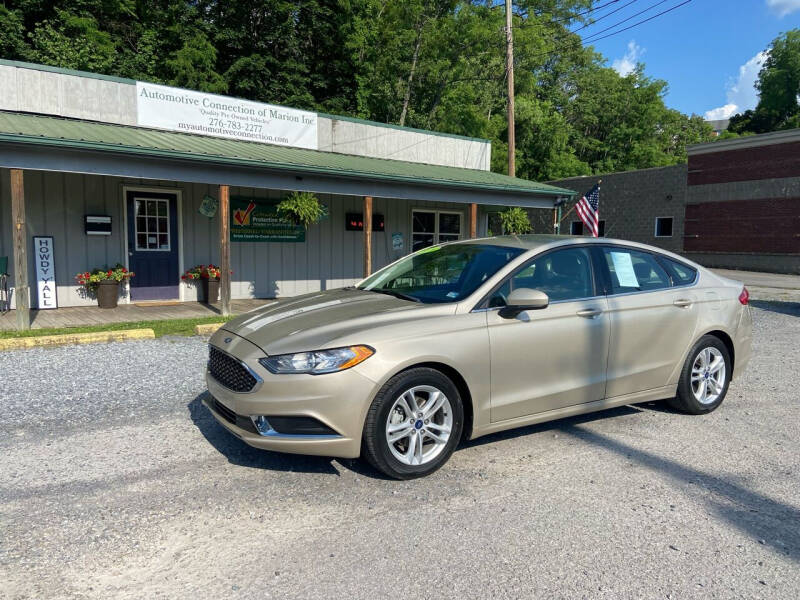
[258,345,374,375]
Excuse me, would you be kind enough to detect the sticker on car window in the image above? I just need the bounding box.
[446,291,459,298]
[610,252,639,288]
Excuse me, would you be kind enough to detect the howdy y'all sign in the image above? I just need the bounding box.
[34,236,58,309]
[230,197,305,242]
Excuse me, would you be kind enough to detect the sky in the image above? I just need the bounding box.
[579,0,800,120]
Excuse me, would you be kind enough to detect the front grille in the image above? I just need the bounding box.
[208,346,258,392]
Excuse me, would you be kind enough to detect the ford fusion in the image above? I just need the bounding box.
[204,235,752,479]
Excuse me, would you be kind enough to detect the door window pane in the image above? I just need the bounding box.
[489,247,594,306]
[603,248,670,294]
[570,221,584,235]
[134,197,170,251]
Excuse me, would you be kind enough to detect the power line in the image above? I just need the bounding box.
[516,0,693,61]
[548,0,624,24]
[582,0,692,44]
[581,0,673,43]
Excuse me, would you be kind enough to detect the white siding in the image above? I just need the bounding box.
[1,169,481,307]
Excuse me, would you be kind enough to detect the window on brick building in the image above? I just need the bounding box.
[655,217,673,237]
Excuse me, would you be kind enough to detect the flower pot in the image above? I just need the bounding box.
[201,278,220,304]
[96,280,119,309]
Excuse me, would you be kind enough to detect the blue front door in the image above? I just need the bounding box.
[127,191,179,301]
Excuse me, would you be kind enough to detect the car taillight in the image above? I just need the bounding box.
[739,287,749,305]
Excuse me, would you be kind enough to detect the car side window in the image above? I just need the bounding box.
[602,247,671,294]
[660,257,698,286]
[487,247,594,307]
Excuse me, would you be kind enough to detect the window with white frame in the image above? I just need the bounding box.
[411,209,462,251]
[134,197,171,250]
[655,217,673,238]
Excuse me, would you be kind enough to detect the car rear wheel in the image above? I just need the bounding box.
[668,335,731,415]
[362,368,463,479]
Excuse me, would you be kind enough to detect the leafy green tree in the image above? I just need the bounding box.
[729,29,800,134]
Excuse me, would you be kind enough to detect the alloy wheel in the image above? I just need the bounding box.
[385,385,453,466]
[691,347,726,405]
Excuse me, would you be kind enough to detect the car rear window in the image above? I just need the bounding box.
[660,257,698,286]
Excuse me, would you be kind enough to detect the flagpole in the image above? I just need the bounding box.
[558,179,601,226]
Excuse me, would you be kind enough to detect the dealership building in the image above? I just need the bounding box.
[0,60,574,329]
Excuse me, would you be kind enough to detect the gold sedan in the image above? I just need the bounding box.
[204,235,752,479]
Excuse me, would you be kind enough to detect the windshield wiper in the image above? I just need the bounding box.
[365,288,422,303]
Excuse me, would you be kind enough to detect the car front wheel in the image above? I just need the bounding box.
[362,367,464,479]
[669,335,732,415]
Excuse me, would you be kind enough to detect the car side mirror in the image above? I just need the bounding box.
[499,288,549,318]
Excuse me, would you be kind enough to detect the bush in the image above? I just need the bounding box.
[498,207,531,235]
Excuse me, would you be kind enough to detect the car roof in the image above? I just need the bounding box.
[453,234,700,266]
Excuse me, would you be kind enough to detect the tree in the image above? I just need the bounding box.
[729,29,800,134]
[0,0,714,179]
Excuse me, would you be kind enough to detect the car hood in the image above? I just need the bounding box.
[220,288,452,355]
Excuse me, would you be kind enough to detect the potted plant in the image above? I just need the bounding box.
[75,264,134,309]
[275,191,326,228]
[182,264,222,303]
[498,207,532,235]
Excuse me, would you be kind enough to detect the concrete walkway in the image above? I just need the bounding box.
[712,269,800,303]
[0,299,272,331]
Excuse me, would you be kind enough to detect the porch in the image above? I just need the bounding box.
[0,298,270,331]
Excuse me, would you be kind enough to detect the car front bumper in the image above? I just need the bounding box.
[203,334,378,459]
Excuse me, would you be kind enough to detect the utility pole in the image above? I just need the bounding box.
[505,0,515,177]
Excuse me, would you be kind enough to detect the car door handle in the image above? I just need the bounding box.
[576,308,602,318]
[673,298,692,308]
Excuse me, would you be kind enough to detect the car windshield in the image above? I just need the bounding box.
[358,243,525,304]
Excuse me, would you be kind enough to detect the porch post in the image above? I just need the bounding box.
[219,185,231,316]
[10,169,29,330]
[469,203,478,238]
[363,196,373,277]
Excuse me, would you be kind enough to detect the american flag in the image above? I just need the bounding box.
[575,183,600,237]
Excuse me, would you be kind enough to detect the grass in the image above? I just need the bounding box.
[0,315,235,339]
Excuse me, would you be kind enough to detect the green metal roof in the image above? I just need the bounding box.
[0,111,574,197]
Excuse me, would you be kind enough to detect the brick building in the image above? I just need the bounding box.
[541,129,800,275]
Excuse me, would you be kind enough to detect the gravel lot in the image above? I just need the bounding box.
[1,303,799,600]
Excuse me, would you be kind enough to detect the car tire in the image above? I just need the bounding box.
[668,335,732,415]
[362,367,464,480]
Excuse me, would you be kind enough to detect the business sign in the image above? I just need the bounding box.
[33,236,58,309]
[136,82,318,150]
[230,197,305,242]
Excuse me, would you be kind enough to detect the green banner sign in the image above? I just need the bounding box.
[229,197,305,242]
